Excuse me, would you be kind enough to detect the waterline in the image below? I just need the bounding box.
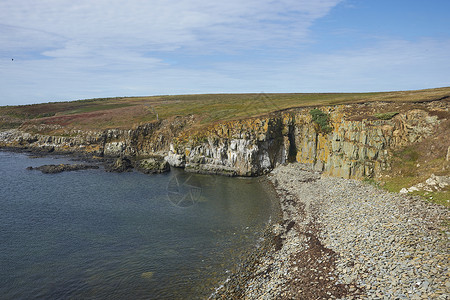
[0,151,273,299]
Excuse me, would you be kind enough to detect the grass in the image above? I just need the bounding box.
[410,190,450,207]
[391,147,421,177]
[65,103,133,115]
[382,177,450,207]
[1,87,448,206]
[0,87,447,138]
[378,141,450,207]
[362,172,450,208]
[382,176,422,192]
[0,122,23,130]
[374,112,399,120]
[0,87,449,133]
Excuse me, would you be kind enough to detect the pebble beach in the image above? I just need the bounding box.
[212,163,449,299]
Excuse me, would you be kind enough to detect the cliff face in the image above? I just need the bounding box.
[0,116,194,157]
[1,101,447,179]
[167,117,287,176]
[167,101,446,178]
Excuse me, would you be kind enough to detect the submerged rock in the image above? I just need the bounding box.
[27,164,99,174]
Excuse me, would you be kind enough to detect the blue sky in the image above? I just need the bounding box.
[0,0,449,106]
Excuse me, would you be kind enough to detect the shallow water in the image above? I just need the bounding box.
[0,151,273,299]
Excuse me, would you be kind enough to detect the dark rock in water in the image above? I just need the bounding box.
[27,164,100,174]
[106,156,133,172]
[136,157,170,174]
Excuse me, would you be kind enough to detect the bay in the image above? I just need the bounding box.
[0,151,273,299]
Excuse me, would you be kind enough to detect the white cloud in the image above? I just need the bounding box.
[3,38,448,104]
[2,1,448,106]
[0,0,344,104]
[0,0,342,56]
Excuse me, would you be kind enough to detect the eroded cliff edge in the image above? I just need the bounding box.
[1,100,448,180]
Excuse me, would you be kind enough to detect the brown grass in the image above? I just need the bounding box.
[1,87,449,133]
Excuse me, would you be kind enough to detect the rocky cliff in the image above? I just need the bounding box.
[1,100,448,179]
[0,115,195,157]
[167,101,447,178]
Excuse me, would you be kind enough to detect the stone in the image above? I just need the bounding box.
[27,163,99,174]
[400,188,408,194]
[136,157,170,174]
[165,149,186,168]
[0,101,447,182]
[106,156,133,172]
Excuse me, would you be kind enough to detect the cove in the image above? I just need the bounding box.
[0,151,274,299]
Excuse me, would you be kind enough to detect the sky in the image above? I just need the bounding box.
[0,0,449,106]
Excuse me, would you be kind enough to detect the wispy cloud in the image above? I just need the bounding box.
[0,1,448,105]
[0,0,343,104]
[1,0,342,57]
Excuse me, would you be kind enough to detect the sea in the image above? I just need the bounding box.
[0,150,274,299]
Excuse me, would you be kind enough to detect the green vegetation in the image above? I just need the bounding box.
[309,109,332,133]
[374,112,399,120]
[411,190,449,207]
[6,111,55,119]
[392,147,420,177]
[363,177,381,188]
[0,122,22,130]
[1,87,448,206]
[378,141,450,207]
[382,177,449,207]
[383,176,420,193]
[0,87,449,133]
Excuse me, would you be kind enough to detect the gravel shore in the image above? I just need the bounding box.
[212,163,449,299]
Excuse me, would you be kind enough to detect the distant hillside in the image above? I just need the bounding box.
[1,87,449,133]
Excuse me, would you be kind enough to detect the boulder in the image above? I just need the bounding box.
[136,157,170,174]
[399,174,450,194]
[106,156,133,172]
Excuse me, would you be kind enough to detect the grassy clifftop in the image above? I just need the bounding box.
[1,87,449,207]
[1,87,449,132]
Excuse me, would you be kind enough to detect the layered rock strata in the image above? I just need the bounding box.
[167,101,446,178]
[1,101,447,179]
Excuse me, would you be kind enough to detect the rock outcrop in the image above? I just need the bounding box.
[400,174,450,194]
[106,156,133,172]
[135,157,170,174]
[1,101,448,179]
[167,102,446,178]
[27,164,99,174]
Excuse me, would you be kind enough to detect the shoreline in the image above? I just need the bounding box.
[2,147,448,298]
[0,146,113,161]
[0,149,277,299]
[212,163,449,299]
[208,176,283,299]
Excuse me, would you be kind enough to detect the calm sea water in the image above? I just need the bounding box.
[0,151,273,299]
